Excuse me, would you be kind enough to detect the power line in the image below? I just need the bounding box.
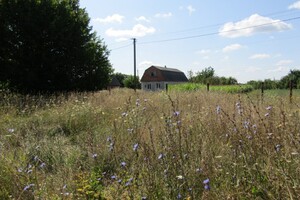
[139,16,300,45]
[110,43,132,51]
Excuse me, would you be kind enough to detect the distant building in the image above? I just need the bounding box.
[107,76,121,90]
[140,66,188,91]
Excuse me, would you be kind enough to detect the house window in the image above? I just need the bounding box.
[150,71,156,77]
[156,83,161,89]
[147,84,151,89]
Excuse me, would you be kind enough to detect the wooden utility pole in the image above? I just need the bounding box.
[133,38,137,92]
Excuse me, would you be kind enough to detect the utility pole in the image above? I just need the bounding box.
[133,38,137,92]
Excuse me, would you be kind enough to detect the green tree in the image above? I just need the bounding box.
[123,75,141,89]
[0,0,112,92]
[279,70,300,89]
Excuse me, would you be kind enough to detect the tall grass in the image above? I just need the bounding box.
[0,89,299,199]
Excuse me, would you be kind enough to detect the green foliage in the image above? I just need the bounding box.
[0,0,112,93]
[123,75,141,89]
[190,67,238,85]
[170,83,253,93]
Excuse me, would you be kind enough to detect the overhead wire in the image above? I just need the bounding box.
[138,15,300,45]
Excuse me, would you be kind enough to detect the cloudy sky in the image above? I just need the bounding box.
[80,0,300,83]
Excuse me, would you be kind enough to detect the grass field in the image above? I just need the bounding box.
[0,89,299,199]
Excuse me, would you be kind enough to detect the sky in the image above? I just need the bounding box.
[79,0,300,83]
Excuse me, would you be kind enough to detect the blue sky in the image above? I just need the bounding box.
[80,0,300,83]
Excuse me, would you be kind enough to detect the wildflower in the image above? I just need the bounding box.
[92,153,97,158]
[8,128,15,133]
[63,184,67,189]
[106,136,112,142]
[125,177,133,186]
[127,128,134,133]
[266,106,272,110]
[121,162,126,167]
[158,153,164,160]
[176,175,184,180]
[177,193,182,199]
[174,111,180,116]
[275,144,281,152]
[117,179,122,183]
[203,178,210,190]
[203,178,210,184]
[122,112,128,117]
[141,197,147,200]
[23,184,34,191]
[111,175,116,179]
[265,113,269,117]
[40,162,46,168]
[216,105,221,114]
[34,155,39,161]
[27,169,33,174]
[196,168,202,173]
[133,143,139,151]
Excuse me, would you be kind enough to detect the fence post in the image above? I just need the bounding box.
[207,83,210,92]
[290,80,293,103]
[261,82,264,101]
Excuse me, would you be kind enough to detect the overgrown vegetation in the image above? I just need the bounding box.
[0,89,299,199]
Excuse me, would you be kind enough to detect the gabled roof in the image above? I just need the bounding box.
[108,76,121,86]
[141,66,188,82]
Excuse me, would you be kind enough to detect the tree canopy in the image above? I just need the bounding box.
[0,0,112,92]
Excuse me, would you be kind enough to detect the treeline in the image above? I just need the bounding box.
[247,70,300,90]
[113,73,141,89]
[188,67,238,85]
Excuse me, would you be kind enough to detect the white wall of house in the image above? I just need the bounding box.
[142,82,183,91]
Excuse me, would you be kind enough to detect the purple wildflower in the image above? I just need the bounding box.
[204,184,211,190]
[8,128,15,133]
[23,184,34,191]
[121,161,126,167]
[141,197,147,200]
[216,105,221,114]
[40,162,46,168]
[111,175,116,179]
[265,113,269,117]
[133,143,139,151]
[203,178,210,184]
[266,106,272,110]
[92,153,97,158]
[177,193,182,199]
[174,111,180,116]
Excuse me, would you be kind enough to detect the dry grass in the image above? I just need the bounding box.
[0,88,299,199]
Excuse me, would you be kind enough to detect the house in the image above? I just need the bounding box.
[107,76,121,90]
[140,66,188,91]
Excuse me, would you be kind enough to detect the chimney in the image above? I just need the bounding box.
[164,65,167,68]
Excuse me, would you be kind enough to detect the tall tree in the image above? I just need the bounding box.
[0,0,112,92]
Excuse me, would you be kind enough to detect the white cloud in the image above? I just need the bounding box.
[106,24,156,38]
[135,16,150,23]
[222,44,243,52]
[249,54,271,59]
[187,5,196,16]
[196,49,211,54]
[289,1,300,9]
[219,14,292,38]
[93,14,124,24]
[268,66,289,73]
[154,12,172,18]
[115,38,129,42]
[276,60,293,66]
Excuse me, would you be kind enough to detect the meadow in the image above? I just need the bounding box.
[0,89,299,199]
